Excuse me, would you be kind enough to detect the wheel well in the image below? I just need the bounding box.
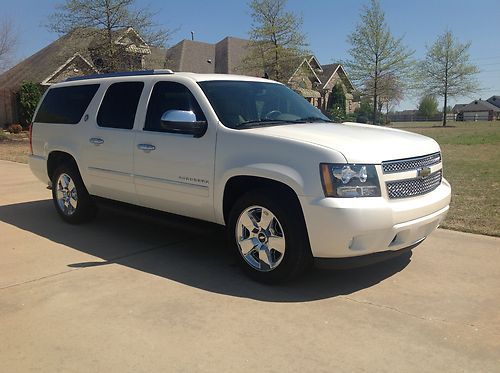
[47,151,78,181]
[222,176,303,224]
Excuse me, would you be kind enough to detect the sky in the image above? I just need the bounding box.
[3,0,500,110]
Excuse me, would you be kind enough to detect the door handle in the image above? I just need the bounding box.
[137,143,156,152]
[89,137,104,145]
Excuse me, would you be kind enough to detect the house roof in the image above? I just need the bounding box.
[0,27,166,89]
[316,63,339,88]
[452,104,467,113]
[487,95,500,108]
[460,99,500,112]
[165,39,216,73]
[0,29,95,89]
[215,37,251,74]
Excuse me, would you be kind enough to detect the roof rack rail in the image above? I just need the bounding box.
[65,69,174,82]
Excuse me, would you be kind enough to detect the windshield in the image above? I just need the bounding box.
[198,80,330,129]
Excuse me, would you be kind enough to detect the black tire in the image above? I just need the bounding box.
[227,189,313,283]
[51,163,97,224]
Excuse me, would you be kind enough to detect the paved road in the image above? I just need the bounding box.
[1,160,499,372]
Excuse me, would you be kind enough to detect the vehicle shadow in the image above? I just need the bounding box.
[0,199,412,302]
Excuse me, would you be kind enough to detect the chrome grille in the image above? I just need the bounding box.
[382,152,441,174]
[386,170,442,199]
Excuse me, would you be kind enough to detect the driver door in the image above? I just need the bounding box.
[133,81,216,221]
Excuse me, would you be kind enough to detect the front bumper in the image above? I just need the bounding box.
[299,178,451,258]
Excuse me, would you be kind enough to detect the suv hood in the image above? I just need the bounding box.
[249,122,440,163]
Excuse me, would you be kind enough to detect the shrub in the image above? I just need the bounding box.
[17,82,43,129]
[7,124,23,134]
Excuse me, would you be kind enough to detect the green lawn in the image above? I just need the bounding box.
[391,121,500,237]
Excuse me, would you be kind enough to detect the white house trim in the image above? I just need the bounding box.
[41,53,98,86]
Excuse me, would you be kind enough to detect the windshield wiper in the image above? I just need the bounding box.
[235,119,291,128]
[293,117,333,123]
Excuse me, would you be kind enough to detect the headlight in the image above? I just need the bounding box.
[320,163,381,198]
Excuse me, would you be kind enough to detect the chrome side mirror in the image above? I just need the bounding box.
[160,110,207,138]
[161,110,197,123]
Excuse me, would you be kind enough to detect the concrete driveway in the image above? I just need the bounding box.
[1,160,499,372]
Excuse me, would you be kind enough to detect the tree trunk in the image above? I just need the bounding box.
[372,57,379,125]
[443,52,449,127]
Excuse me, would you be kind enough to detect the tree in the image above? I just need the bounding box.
[345,0,413,125]
[48,0,172,72]
[328,83,346,113]
[365,73,403,122]
[244,0,307,82]
[418,95,438,119]
[417,30,479,126]
[0,18,18,72]
[17,82,43,128]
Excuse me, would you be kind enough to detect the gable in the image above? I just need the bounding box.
[116,28,151,55]
[42,53,98,85]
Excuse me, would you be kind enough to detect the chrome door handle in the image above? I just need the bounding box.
[137,143,156,152]
[89,137,104,145]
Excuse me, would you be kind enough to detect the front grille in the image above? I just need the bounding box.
[386,170,442,199]
[382,152,441,174]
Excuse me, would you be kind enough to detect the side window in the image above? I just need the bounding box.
[97,82,144,129]
[35,84,99,124]
[144,81,206,132]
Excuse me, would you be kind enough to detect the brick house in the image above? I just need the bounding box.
[0,28,166,125]
[0,30,359,125]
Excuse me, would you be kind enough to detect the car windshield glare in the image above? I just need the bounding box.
[198,80,330,129]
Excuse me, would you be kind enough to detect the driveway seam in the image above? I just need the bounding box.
[340,295,479,329]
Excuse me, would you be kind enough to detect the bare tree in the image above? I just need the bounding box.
[345,0,413,124]
[0,18,18,72]
[417,31,479,126]
[243,0,307,82]
[48,0,173,72]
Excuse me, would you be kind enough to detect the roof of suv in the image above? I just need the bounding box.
[58,70,276,87]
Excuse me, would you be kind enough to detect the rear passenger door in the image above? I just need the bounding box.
[83,81,144,204]
[133,80,216,221]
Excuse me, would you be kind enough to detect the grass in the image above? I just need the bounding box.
[391,121,500,237]
[0,130,30,164]
[1,122,498,236]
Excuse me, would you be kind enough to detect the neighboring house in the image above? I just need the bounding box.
[165,38,359,113]
[0,27,166,125]
[455,97,500,121]
[487,96,500,108]
[1,30,359,125]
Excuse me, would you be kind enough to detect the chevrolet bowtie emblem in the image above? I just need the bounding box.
[417,166,431,179]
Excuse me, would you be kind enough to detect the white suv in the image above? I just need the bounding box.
[29,70,451,282]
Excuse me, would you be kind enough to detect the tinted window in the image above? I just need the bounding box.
[144,81,205,132]
[198,81,328,129]
[35,84,99,124]
[97,82,144,129]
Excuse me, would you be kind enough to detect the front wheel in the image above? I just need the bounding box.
[52,164,97,224]
[228,190,312,283]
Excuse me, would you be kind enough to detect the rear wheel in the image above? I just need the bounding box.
[228,190,312,283]
[51,164,96,224]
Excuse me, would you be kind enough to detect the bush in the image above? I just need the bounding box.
[17,82,43,129]
[326,107,347,122]
[7,124,23,134]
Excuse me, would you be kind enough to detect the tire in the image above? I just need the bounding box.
[51,163,97,224]
[228,189,313,283]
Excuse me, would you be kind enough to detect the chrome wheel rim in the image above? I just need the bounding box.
[235,205,285,272]
[55,173,78,216]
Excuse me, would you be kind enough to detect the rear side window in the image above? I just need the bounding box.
[35,84,99,124]
[97,82,144,129]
